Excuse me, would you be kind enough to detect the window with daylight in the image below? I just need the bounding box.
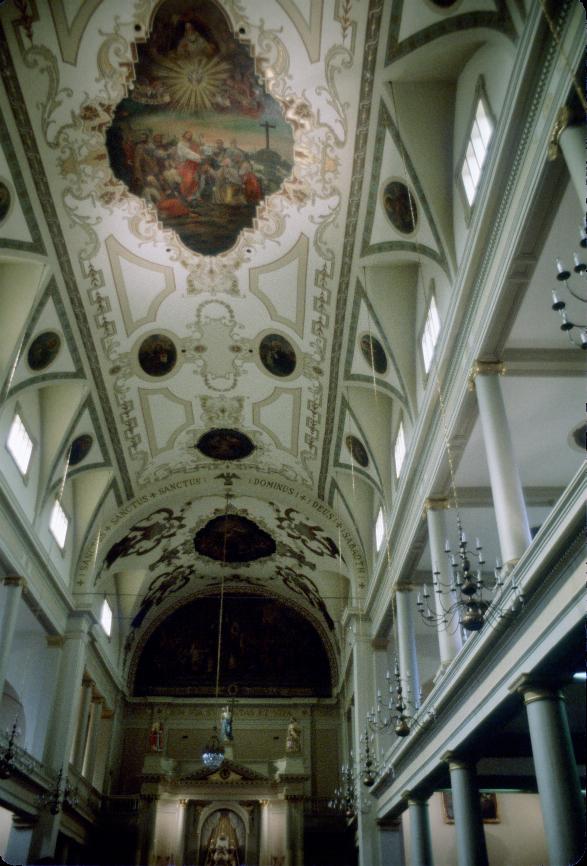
[422,294,441,373]
[100,598,113,637]
[394,422,406,477]
[460,92,494,207]
[6,412,34,476]
[375,507,385,552]
[49,499,69,549]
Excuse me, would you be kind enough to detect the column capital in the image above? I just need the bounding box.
[46,635,64,648]
[395,582,416,593]
[547,105,571,161]
[402,789,428,806]
[468,359,506,389]
[82,675,95,688]
[441,751,473,770]
[508,673,566,704]
[371,637,389,651]
[424,497,450,514]
[3,575,26,588]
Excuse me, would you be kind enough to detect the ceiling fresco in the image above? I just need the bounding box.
[106,0,294,255]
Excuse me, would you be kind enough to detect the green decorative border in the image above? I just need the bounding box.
[0,102,45,254]
[361,99,450,273]
[318,0,385,498]
[0,23,133,499]
[385,0,516,66]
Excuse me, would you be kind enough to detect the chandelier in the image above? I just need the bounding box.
[328,754,371,819]
[38,767,79,815]
[367,660,434,740]
[551,228,587,348]
[0,720,19,779]
[201,490,233,770]
[416,514,524,632]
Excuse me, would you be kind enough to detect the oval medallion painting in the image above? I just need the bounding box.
[383,180,417,235]
[106,0,294,255]
[194,514,276,563]
[345,434,369,468]
[197,428,255,460]
[138,333,177,377]
[69,434,93,466]
[259,333,297,377]
[360,333,387,374]
[0,181,11,223]
[27,332,61,371]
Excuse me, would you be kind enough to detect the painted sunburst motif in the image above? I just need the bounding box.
[154,55,231,112]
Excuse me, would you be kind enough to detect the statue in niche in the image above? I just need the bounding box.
[205,811,240,866]
[285,716,301,753]
[220,704,234,742]
[149,720,163,752]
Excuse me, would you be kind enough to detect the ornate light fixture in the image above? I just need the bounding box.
[367,660,434,741]
[0,720,19,779]
[551,228,587,348]
[329,754,371,819]
[201,490,232,771]
[38,767,79,815]
[416,514,524,632]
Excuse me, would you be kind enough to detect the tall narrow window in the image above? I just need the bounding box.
[375,507,385,552]
[7,412,34,476]
[460,95,494,206]
[100,598,113,637]
[394,422,406,477]
[421,295,441,373]
[49,499,69,549]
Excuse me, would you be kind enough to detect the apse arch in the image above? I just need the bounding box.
[129,588,337,698]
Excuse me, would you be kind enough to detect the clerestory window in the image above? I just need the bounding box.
[459,84,494,208]
[7,411,34,476]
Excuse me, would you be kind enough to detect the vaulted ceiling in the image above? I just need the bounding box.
[0,0,582,686]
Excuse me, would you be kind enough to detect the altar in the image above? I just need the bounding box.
[136,752,307,866]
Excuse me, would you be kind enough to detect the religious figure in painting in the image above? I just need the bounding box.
[286,716,301,753]
[149,720,163,752]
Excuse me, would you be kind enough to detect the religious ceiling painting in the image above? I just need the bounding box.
[382,180,418,235]
[345,434,369,468]
[69,434,93,466]
[0,180,10,223]
[359,333,388,374]
[196,428,255,460]
[106,0,294,255]
[259,333,297,377]
[27,331,61,371]
[193,513,276,563]
[137,332,178,377]
[133,594,332,697]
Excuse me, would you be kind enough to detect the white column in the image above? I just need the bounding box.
[426,501,463,667]
[72,676,94,770]
[175,799,187,866]
[516,681,585,866]
[0,576,25,698]
[405,795,434,866]
[30,612,92,862]
[473,363,531,568]
[259,800,270,866]
[444,755,489,866]
[82,696,104,785]
[559,124,586,207]
[350,613,381,866]
[285,795,304,866]
[396,588,420,712]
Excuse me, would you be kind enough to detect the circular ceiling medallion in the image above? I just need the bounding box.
[382,180,417,234]
[196,428,255,460]
[345,434,369,467]
[138,333,177,377]
[0,180,11,224]
[194,514,276,563]
[259,333,297,377]
[27,331,61,371]
[360,333,387,374]
[69,434,93,466]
